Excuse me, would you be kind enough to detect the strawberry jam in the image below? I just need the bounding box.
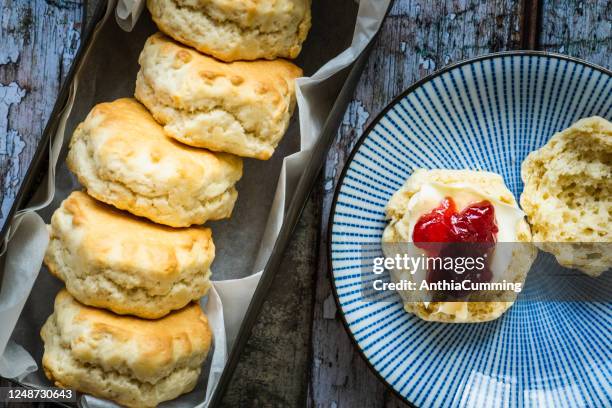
[412,197,498,298]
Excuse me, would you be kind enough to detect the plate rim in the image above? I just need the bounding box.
[326,50,612,407]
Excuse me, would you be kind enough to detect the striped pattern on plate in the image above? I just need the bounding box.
[329,52,611,408]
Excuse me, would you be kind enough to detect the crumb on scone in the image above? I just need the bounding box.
[521,116,612,276]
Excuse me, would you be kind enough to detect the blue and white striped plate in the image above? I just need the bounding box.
[328,52,611,408]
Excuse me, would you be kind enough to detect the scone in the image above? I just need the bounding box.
[41,290,212,408]
[66,98,243,227]
[45,191,214,319]
[382,169,536,323]
[521,116,611,276]
[146,0,311,62]
[136,33,302,160]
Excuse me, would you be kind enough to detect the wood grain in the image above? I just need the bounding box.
[309,1,523,407]
[521,0,541,49]
[0,0,610,407]
[540,0,611,68]
[0,0,83,230]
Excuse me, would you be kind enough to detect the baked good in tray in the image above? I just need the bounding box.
[41,290,212,408]
[136,33,302,160]
[146,0,312,62]
[67,98,243,227]
[382,169,536,323]
[45,191,214,319]
[521,116,612,276]
[39,0,312,403]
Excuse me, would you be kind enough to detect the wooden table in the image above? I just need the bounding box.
[0,0,609,407]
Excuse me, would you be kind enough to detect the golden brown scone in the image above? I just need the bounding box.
[383,169,536,323]
[44,191,214,319]
[521,116,611,276]
[146,0,311,62]
[66,98,243,227]
[41,290,212,408]
[135,33,302,160]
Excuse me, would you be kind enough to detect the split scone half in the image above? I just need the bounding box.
[41,290,212,408]
[136,33,302,160]
[146,0,311,62]
[45,191,214,319]
[382,169,536,323]
[67,98,243,227]
[521,116,611,276]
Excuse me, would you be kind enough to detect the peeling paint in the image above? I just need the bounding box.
[323,148,339,194]
[0,47,19,65]
[419,55,436,70]
[324,177,334,192]
[0,82,27,154]
[0,82,27,223]
[0,1,83,231]
[61,24,81,75]
[0,82,25,105]
[322,99,370,194]
[342,99,370,139]
[1,129,25,221]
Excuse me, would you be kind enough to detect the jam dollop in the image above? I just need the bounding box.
[412,197,498,298]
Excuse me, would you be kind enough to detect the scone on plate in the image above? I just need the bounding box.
[41,290,212,408]
[382,169,536,323]
[146,0,311,62]
[136,33,302,160]
[45,191,214,319]
[521,116,611,276]
[67,98,243,227]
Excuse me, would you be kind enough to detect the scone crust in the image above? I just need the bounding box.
[521,116,611,276]
[136,33,302,159]
[41,291,211,408]
[44,191,214,319]
[66,98,243,227]
[147,0,312,61]
[383,169,536,323]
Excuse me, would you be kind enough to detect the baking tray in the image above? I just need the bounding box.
[0,0,393,406]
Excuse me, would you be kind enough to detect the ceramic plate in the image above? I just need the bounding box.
[328,52,611,408]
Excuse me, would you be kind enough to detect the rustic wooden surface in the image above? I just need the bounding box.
[0,0,610,407]
[540,0,611,68]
